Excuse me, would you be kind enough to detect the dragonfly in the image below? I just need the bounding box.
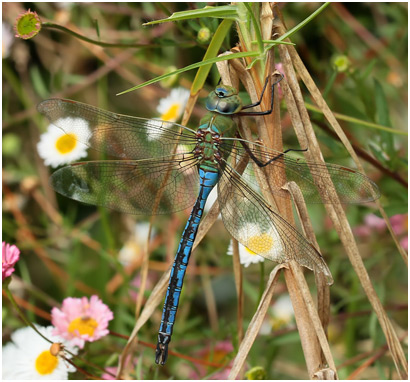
[38,74,380,365]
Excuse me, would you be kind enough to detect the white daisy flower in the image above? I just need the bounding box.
[2,325,78,380]
[119,222,155,265]
[146,88,190,142]
[227,222,284,267]
[260,295,294,335]
[37,117,90,168]
[3,22,13,59]
[227,239,265,267]
[157,87,190,122]
[271,295,294,329]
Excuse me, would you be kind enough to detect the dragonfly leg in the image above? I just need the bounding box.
[237,73,284,116]
[238,139,308,168]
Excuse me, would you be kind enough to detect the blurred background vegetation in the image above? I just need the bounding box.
[2,2,407,380]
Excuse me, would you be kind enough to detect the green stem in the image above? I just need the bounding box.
[257,261,265,307]
[4,285,52,344]
[275,2,331,45]
[244,2,264,53]
[323,69,338,98]
[42,22,193,49]
[305,102,407,135]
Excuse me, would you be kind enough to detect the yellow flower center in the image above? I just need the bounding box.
[35,350,58,375]
[55,133,77,154]
[68,316,98,337]
[246,233,274,255]
[161,104,180,121]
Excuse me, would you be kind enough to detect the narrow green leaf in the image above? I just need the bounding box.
[260,39,296,46]
[143,5,239,25]
[374,79,394,154]
[374,79,392,127]
[116,50,260,95]
[276,2,331,43]
[305,102,407,135]
[191,19,234,95]
[244,2,264,54]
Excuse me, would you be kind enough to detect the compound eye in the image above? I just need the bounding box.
[215,87,228,98]
[217,101,230,113]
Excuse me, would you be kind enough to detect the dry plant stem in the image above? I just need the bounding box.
[3,186,96,295]
[232,239,244,346]
[228,265,285,380]
[117,265,171,378]
[230,14,332,377]
[290,262,336,373]
[200,265,219,333]
[276,24,407,265]
[286,181,331,364]
[134,228,150,320]
[274,16,408,379]
[284,266,327,379]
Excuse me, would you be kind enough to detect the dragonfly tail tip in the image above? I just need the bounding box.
[155,333,170,365]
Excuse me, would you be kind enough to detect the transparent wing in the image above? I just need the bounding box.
[217,159,333,284]
[37,98,198,160]
[50,154,200,215]
[219,139,380,204]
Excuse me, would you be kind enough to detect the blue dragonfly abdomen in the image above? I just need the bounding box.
[156,166,219,364]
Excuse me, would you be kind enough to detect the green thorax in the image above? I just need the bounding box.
[194,113,236,172]
[198,112,236,137]
[194,83,243,172]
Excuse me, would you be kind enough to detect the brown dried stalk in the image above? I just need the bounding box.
[273,5,407,379]
[221,5,337,379]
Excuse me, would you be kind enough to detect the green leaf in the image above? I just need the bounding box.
[116,50,260,95]
[360,58,377,81]
[191,19,234,95]
[374,79,392,127]
[374,79,394,154]
[305,102,406,135]
[143,5,239,25]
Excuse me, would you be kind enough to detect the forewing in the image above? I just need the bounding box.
[38,98,197,160]
[50,155,200,215]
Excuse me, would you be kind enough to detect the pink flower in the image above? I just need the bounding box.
[354,214,386,237]
[189,340,238,380]
[354,213,408,250]
[101,356,137,379]
[102,366,117,380]
[352,225,372,237]
[129,274,154,301]
[2,242,20,280]
[390,214,408,236]
[364,214,386,232]
[51,295,114,348]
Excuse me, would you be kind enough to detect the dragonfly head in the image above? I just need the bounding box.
[206,84,242,115]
